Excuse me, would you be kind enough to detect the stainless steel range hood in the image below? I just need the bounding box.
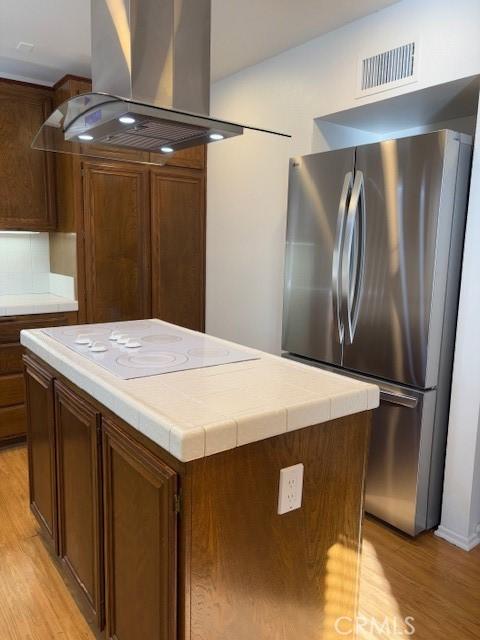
[32,0,289,165]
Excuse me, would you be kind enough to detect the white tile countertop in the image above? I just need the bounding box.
[0,294,78,317]
[21,320,379,462]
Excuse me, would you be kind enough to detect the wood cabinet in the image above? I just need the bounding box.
[151,145,206,171]
[24,355,57,549]
[0,312,77,445]
[23,355,179,637]
[83,161,151,322]
[53,75,206,329]
[103,417,178,640]
[151,168,205,331]
[24,349,372,640]
[0,79,56,230]
[54,381,104,628]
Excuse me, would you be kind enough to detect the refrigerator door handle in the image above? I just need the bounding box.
[380,389,419,408]
[332,171,353,344]
[341,170,366,345]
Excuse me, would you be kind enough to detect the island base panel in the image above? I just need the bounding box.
[23,350,371,640]
[188,413,370,640]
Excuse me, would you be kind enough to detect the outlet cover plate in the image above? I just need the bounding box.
[277,463,304,515]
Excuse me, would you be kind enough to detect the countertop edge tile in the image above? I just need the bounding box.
[366,384,381,409]
[330,389,369,421]
[204,419,238,456]
[236,407,287,447]
[169,425,206,462]
[286,398,331,431]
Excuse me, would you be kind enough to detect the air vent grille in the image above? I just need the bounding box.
[360,42,416,92]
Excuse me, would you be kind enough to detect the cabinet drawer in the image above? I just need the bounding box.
[0,374,25,407]
[0,344,24,374]
[0,313,75,344]
[0,404,26,440]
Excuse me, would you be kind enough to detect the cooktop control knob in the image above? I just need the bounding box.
[125,339,141,348]
[90,341,108,353]
[117,335,129,344]
[75,334,92,345]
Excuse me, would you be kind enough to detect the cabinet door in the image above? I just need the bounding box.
[55,381,104,629]
[151,168,205,331]
[0,80,56,230]
[103,417,178,640]
[83,161,151,323]
[24,355,57,549]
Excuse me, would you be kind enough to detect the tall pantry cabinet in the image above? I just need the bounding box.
[53,75,206,330]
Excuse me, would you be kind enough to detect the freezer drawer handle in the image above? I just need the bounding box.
[380,390,418,408]
[332,171,353,344]
[341,170,366,345]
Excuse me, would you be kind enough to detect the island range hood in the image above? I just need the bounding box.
[32,0,289,165]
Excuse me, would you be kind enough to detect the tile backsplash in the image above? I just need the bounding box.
[0,232,76,299]
[0,232,50,294]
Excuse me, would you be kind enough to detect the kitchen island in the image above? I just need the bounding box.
[21,319,378,640]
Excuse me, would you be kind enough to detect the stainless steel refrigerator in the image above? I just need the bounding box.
[282,130,472,535]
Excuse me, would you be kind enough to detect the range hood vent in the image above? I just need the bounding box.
[33,0,289,165]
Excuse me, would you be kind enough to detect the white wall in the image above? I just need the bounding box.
[207,0,480,549]
[436,108,480,550]
[207,0,480,352]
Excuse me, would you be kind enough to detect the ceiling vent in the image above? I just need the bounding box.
[357,42,417,97]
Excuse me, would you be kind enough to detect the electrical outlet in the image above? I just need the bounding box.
[277,463,304,515]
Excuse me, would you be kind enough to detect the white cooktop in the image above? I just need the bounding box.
[43,320,259,380]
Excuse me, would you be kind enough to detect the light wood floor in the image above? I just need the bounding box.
[1,443,479,639]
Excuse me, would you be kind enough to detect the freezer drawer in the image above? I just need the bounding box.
[366,385,436,535]
[282,354,443,536]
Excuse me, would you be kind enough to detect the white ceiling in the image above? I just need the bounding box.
[0,0,398,86]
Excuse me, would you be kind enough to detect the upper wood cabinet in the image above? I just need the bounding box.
[151,168,206,331]
[83,161,152,323]
[52,75,91,109]
[151,145,206,171]
[0,80,56,230]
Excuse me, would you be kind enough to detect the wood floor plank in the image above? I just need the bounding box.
[358,518,480,639]
[0,445,96,640]
[0,444,479,639]
[0,445,38,547]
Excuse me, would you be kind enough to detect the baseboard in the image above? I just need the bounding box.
[435,524,480,551]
